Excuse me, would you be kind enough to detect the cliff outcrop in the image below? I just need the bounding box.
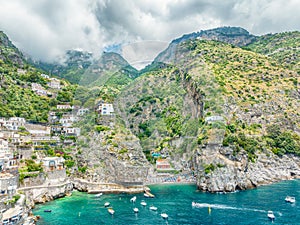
[192,145,300,192]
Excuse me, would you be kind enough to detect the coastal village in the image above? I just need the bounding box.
[0,73,195,224]
[0,19,299,224]
[0,71,116,224]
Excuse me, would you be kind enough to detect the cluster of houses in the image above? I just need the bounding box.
[0,99,115,198]
[31,73,62,97]
[0,103,86,207]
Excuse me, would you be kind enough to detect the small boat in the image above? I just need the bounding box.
[285,196,296,203]
[144,190,155,198]
[161,213,168,219]
[149,206,157,211]
[104,202,110,207]
[108,207,115,215]
[95,193,103,197]
[141,200,147,206]
[130,196,137,203]
[267,211,275,220]
[133,207,139,213]
[44,209,52,212]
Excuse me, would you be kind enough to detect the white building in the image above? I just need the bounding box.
[31,83,47,96]
[0,173,18,197]
[77,108,89,116]
[57,104,72,110]
[205,116,225,123]
[62,127,81,136]
[25,124,51,136]
[41,74,50,79]
[42,157,65,171]
[48,78,61,89]
[3,117,26,131]
[97,103,114,115]
[59,115,78,127]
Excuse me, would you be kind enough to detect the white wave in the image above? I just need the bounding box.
[192,202,267,213]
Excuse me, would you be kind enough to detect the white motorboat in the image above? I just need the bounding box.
[149,206,157,211]
[161,213,168,219]
[285,196,296,203]
[141,200,147,206]
[108,207,115,215]
[267,211,275,220]
[104,202,110,207]
[133,207,139,213]
[95,193,103,197]
[144,193,150,198]
[130,196,137,203]
[144,190,155,198]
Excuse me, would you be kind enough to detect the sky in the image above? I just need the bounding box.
[0,0,299,67]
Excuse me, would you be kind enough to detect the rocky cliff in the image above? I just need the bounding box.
[192,145,300,192]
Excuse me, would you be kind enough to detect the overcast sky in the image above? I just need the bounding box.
[0,0,299,65]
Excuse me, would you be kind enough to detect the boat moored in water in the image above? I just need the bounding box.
[285,196,296,203]
[44,209,52,213]
[267,211,275,220]
[149,206,157,211]
[144,190,155,198]
[108,208,115,215]
[141,200,147,206]
[161,213,168,219]
[133,208,139,213]
[130,196,137,203]
[95,193,103,197]
[104,202,110,207]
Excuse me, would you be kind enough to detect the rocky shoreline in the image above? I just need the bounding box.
[16,168,300,224]
[193,145,300,193]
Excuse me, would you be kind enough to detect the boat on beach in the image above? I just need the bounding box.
[285,196,296,203]
[267,211,275,220]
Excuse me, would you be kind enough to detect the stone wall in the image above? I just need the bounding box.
[73,178,145,194]
[20,169,67,188]
[21,172,45,188]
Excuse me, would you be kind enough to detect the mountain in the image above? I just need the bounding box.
[0,31,25,67]
[29,49,93,84]
[31,50,139,85]
[1,27,300,193]
[0,31,75,122]
[245,31,300,73]
[155,26,257,64]
[116,29,300,192]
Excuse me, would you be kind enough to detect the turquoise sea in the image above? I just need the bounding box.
[33,180,300,225]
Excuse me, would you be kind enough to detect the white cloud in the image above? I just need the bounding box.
[0,0,299,64]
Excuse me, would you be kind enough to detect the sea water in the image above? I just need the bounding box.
[33,180,300,225]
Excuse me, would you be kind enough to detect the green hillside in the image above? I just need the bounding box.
[0,31,77,122]
[245,31,300,73]
[117,37,300,166]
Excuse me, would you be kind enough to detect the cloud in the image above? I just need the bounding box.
[0,0,299,64]
[0,0,103,62]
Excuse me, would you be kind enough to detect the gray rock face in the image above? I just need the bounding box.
[193,145,300,192]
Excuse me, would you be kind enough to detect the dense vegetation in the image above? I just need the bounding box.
[245,31,300,73]
[1,27,300,166]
